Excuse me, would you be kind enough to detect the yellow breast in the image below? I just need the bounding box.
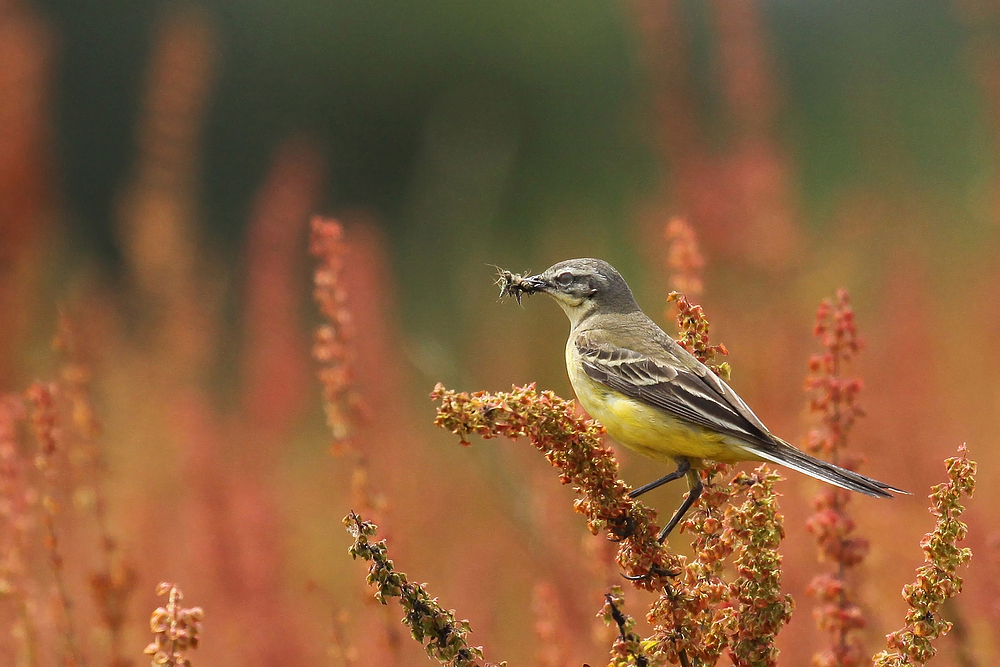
[565,342,753,464]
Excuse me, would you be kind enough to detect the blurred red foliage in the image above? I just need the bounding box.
[0,0,52,391]
[628,0,800,267]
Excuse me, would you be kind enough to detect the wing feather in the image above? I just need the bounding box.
[575,335,775,449]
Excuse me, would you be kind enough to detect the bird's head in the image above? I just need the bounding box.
[498,258,640,328]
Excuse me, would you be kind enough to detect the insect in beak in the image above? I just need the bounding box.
[495,268,547,305]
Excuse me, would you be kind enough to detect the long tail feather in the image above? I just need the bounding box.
[744,439,909,498]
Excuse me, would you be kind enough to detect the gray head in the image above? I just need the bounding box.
[515,258,641,328]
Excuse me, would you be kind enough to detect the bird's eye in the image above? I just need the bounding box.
[556,271,574,287]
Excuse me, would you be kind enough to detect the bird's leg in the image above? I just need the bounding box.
[628,458,690,499]
[656,470,704,542]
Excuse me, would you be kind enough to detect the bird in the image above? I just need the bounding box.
[498,258,907,541]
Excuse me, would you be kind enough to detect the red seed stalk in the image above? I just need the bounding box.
[309,216,365,448]
[26,382,86,667]
[0,394,36,661]
[803,289,869,667]
[664,217,729,380]
[55,312,138,665]
[665,217,706,299]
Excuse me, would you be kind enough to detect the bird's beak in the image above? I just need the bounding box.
[522,275,549,292]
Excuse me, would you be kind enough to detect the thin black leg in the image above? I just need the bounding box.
[656,472,704,542]
[629,458,690,499]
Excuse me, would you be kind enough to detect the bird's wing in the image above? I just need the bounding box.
[575,330,775,448]
[575,327,906,498]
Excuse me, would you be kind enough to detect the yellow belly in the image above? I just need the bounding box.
[566,349,755,465]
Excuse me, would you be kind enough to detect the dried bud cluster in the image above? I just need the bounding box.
[144,582,204,666]
[873,445,976,667]
[803,290,869,667]
[431,383,681,591]
[309,216,365,445]
[344,512,505,667]
[600,586,653,667]
[648,464,734,666]
[723,468,794,667]
[666,293,730,380]
[648,466,792,667]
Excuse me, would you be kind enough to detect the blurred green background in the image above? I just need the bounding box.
[38,0,999,389]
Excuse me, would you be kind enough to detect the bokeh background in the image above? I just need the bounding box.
[2,0,999,664]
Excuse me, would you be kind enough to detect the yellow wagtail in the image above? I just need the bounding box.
[498,258,907,541]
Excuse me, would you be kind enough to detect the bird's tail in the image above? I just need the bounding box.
[744,438,909,498]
